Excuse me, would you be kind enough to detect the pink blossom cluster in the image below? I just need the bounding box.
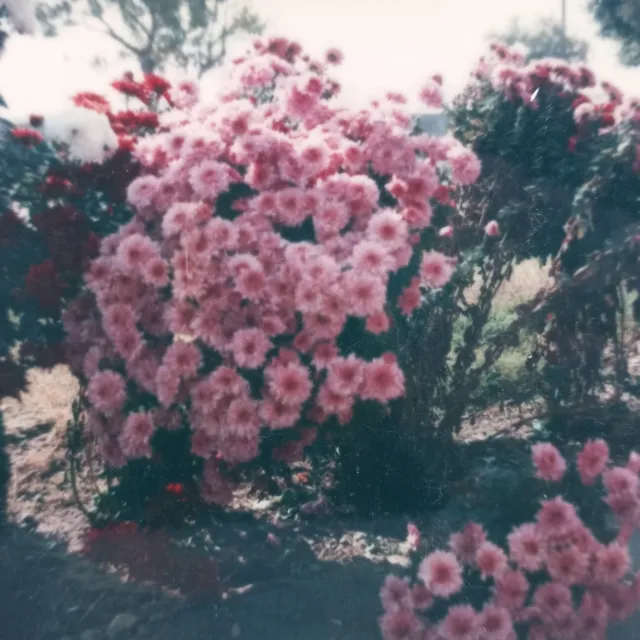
[63,37,482,501]
[380,440,640,640]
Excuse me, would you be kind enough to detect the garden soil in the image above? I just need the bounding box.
[2,362,640,640]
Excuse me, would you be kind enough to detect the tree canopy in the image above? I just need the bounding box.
[36,0,264,75]
[489,17,589,62]
[588,0,640,65]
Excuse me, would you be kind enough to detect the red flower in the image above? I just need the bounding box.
[24,260,65,308]
[111,79,151,104]
[144,73,171,94]
[72,92,111,114]
[136,111,160,128]
[11,127,44,146]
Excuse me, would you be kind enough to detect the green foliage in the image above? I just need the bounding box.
[588,0,640,65]
[0,411,8,525]
[489,17,589,62]
[37,0,264,74]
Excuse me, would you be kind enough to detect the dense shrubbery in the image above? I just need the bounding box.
[379,441,640,640]
[59,38,489,520]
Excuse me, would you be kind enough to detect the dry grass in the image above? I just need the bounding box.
[465,259,551,310]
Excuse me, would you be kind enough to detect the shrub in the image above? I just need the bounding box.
[379,441,640,640]
[61,37,488,520]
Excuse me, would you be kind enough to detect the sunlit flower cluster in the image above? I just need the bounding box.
[63,37,481,500]
[380,441,640,640]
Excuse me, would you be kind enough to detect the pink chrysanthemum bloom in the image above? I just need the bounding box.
[118,411,154,459]
[189,160,231,200]
[231,328,272,369]
[410,584,433,612]
[156,364,180,407]
[536,498,579,541]
[531,443,567,482]
[367,209,408,248]
[420,251,455,289]
[494,569,529,611]
[449,522,487,565]
[162,202,200,238]
[419,80,443,109]
[406,523,421,550]
[344,270,387,317]
[112,326,144,362]
[127,175,159,210]
[594,543,630,584]
[116,233,160,271]
[163,341,202,378]
[87,370,126,415]
[507,523,544,572]
[312,342,339,370]
[546,546,588,585]
[141,257,170,288]
[447,146,481,185]
[326,355,364,397]
[476,542,508,580]
[352,240,393,274]
[532,582,573,620]
[267,362,312,407]
[362,356,405,402]
[417,551,463,598]
[325,47,344,65]
[379,608,423,640]
[603,467,640,496]
[366,312,391,335]
[440,605,477,640]
[379,575,412,613]
[577,439,610,485]
[476,605,513,640]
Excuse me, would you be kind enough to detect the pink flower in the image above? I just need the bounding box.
[379,608,423,640]
[267,362,312,407]
[119,411,154,458]
[326,355,364,397]
[87,370,126,415]
[344,270,387,317]
[141,257,170,288]
[127,175,159,210]
[603,467,639,496]
[594,543,630,584]
[484,220,501,237]
[476,542,508,580]
[362,356,405,402]
[449,522,487,565]
[439,225,454,238]
[440,605,477,640]
[231,328,272,369]
[156,364,180,407]
[494,569,529,610]
[380,575,412,612]
[419,81,443,109]
[420,251,455,289]
[406,523,421,551]
[531,443,566,482]
[417,551,463,598]
[352,240,393,274]
[447,146,481,185]
[507,523,544,572]
[532,582,573,619]
[536,498,579,541]
[476,605,513,640]
[325,47,344,65]
[366,312,391,335]
[163,341,202,378]
[546,546,588,585]
[189,160,231,200]
[116,233,160,271]
[368,210,408,248]
[577,439,609,485]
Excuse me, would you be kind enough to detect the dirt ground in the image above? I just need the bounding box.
[2,358,640,640]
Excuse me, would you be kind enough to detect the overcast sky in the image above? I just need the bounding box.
[0,0,638,117]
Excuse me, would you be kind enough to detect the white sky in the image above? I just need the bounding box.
[0,0,638,119]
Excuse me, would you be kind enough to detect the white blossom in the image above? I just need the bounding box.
[43,106,118,164]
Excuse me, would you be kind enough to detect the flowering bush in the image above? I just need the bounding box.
[60,37,487,519]
[450,42,640,411]
[379,440,640,640]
